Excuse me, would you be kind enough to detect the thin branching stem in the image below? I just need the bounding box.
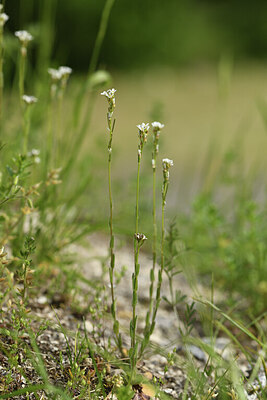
[23,106,30,154]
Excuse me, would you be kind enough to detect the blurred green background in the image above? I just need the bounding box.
[5,0,267,70]
[3,0,267,213]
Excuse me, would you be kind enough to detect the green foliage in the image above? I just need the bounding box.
[6,0,267,71]
[179,147,267,314]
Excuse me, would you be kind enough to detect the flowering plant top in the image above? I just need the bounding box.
[15,30,33,44]
[101,88,116,99]
[152,121,164,130]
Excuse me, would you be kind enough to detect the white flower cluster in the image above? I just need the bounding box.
[15,30,33,44]
[27,149,41,164]
[151,121,164,130]
[101,88,116,119]
[48,66,72,81]
[151,121,164,155]
[162,158,174,169]
[137,122,150,156]
[0,11,8,27]
[162,158,174,181]
[134,233,147,246]
[101,88,116,99]
[137,122,150,133]
[22,95,38,105]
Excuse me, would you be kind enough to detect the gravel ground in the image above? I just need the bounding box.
[0,233,264,399]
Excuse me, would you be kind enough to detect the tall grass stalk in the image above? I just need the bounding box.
[62,0,115,180]
[62,0,116,178]
[129,123,149,378]
[73,0,116,130]
[0,8,8,126]
[101,88,122,354]
[37,0,57,79]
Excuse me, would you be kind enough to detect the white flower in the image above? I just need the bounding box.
[59,66,72,77]
[29,149,40,156]
[48,68,62,81]
[152,121,164,130]
[15,30,33,44]
[162,158,174,169]
[48,66,72,81]
[134,233,148,243]
[137,122,150,133]
[22,95,38,105]
[0,13,8,27]
[101,88,116,99]
[27,149,41,164]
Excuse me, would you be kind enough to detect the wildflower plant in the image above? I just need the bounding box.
[128,122,150,376]
[101,88,123,353]
[144,122,164,342]
[47,65,72,168]
[22,95,38,154]
[15,30,33,103]
[139,157,173,357]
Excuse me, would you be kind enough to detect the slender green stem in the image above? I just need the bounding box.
[55,90,64,167]
[161,183,167,276]
[19,49,26,105]
[44,92,54,175]
[23,106,31,154]
[130,241,140,379]
[135,157,141,234]
[139,155,157,358]
[88,0,115,78]
[107,115,122,354]
[150,158,157,315]
[129,154,142,379]
[0,26,4,127]
[64,0,116,177]
[148,178,168,340]
[74,0,116,128]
